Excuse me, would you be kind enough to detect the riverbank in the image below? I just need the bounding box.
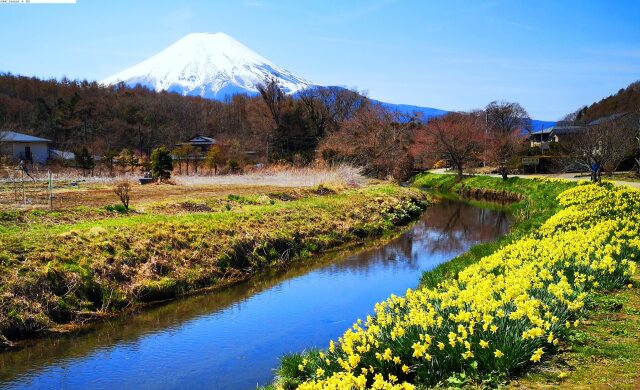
[272,174,639,389]
[418,174,640,389]
[412,173,574,288]
[0,184,428,347]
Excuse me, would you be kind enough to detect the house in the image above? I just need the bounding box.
[0,131,52,163]
[528,128,555,150]
[176,135,218,153]
[528,124,586,149]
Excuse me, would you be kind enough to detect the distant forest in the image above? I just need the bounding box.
[3,73,637,180]
[0,73,275,159]
[0,73,420,179]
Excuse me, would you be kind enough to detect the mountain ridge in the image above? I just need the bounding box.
[101,32,313,99]
[102,32,554,127]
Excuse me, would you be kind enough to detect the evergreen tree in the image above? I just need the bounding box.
[75,146,95,176]
[150,147,173,181]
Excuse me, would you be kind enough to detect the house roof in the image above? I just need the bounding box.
[188,135,217,144]
[1,131,52,143]
[550,125,586,135]
[528,125,587,139]
[587,112,628,126]
[530,128,554,136]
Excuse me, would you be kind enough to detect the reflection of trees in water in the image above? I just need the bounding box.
[321,200,511,276]
[410,201,510,255]
[327,233,420,276]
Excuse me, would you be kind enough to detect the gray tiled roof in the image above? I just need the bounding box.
[0,131,52,143]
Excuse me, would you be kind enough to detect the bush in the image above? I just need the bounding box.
[112,180,132,210]
[105,204,128,213]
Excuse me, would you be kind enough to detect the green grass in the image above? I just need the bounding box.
[412,173,575,288]
[0,184,429,344]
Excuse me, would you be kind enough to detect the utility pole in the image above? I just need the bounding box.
[21,167,26,206]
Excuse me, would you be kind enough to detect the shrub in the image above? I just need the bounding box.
[105,204,128,213]
[112,180,132,210]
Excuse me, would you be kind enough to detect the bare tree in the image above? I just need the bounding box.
[298,86,368,138]
[113,180,132,210]
[257,77,285,129]
[257,78,287,160]
[318,103,415,181]
[485,101,531,180]
[560,106,587,124]
[568,119,635,182]
[415,111,484,178]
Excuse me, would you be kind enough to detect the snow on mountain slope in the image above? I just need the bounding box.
[101,32,313,99]
[102,32,555,126]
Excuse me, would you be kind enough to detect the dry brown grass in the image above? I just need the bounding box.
[174,164,367,188]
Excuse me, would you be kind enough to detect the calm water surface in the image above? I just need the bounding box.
[0,200,510,390]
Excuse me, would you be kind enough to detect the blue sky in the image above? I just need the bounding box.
[1,0,639,120]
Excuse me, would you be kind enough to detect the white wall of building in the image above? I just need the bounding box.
[8,142,50,163]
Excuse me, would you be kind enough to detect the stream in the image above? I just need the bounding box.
[0,199,511,390]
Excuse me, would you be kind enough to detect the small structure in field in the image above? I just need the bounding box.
[0,131,52,163]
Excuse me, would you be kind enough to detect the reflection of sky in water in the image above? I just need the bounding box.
[0,200,510,390]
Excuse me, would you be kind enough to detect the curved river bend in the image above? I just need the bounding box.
[0,199,510,390]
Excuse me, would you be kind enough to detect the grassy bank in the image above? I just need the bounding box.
[0,184,428,346]
[272,175,639,389]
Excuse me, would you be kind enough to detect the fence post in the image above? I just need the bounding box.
[21,169,26,206]
[48,170,53,210]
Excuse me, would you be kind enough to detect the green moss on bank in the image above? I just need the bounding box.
[412,173,575,288]
[0,184,428,344]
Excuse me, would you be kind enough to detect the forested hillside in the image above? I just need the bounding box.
[0,73,273,158]
[575,80,640,122]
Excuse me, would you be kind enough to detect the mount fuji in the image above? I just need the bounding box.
[101,32,313,99]
[102,32,554,127]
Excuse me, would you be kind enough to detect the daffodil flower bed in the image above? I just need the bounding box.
[279,182,639,389]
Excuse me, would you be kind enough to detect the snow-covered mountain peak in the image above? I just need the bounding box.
[101,32,312,99]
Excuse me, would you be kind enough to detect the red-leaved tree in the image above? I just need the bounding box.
[414,111,485,178]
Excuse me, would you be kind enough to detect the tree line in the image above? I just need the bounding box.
[2,72,637,181]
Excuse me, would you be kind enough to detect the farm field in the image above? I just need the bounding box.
[0,178,428,346]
